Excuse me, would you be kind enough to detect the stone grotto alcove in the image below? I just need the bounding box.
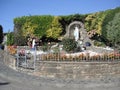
[64,21,93,48]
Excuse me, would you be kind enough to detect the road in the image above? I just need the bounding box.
[1,75,120,90]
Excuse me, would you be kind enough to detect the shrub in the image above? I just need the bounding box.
[62,38,77,53]
[94,40,105,47]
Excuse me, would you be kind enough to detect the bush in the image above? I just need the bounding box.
[62,38,77,53]
[94,41,105,47]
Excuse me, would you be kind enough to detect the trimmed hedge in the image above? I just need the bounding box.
[13,7,120,46]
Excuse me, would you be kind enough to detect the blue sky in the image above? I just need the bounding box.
[0,0,120,33]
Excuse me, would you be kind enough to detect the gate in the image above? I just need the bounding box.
[16,46,36,70]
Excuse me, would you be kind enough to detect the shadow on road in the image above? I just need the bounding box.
[0,82,10,86]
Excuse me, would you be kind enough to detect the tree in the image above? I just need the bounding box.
[46,16,63,39]
[7,31,14,45]
[102,7,120,38]
[106,12,120,47]
[0,25,3,44]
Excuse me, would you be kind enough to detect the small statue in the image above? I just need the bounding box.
[74,25,79,41]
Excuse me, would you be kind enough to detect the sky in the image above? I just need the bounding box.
[0,0,120,33]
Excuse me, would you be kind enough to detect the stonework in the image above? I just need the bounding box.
[65,21,84,39]
[34,61,120,80]
[65,21,93,47]
[1,50,120,80]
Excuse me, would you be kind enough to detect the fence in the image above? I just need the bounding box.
[6,46,120,65]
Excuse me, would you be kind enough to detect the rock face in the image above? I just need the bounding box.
[64,21,93,49]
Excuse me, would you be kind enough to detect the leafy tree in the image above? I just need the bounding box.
[102,7,120,38]
[106,12,120,47]
[0,25,3,44]
[7,31,14,45]
[46,16,63,39]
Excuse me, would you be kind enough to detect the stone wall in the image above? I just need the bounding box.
[34,61,120,80]
[1,49,120,80]
[0,50,16,69]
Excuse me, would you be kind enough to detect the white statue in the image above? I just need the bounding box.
[74,26,79,41]
[32,38,36,49]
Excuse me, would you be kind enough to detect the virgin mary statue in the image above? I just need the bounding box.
[74,26,79,41]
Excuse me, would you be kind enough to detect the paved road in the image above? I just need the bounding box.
[1,58,120,90]
[1,75,120,90]
[0,75,71,90]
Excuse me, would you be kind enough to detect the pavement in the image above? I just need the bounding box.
[1,57,120,90]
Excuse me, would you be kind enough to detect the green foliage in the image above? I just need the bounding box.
[102,7,120,38]
[84,7,120,47]
[7,31,14,45]
[22,18,38,37]
[13,7,120,46]
[46,16,63,39]
[106,12,120,46]
[33,15,54,38]
[14,15,54,38]
[14,16,27,34]
[61,14,86,25]
[94,40,105,47]
[85,7,120,36]
[14,28,27,46]
[0,25,3,44]
[14,15,55,45]
[62,38,77,53]
[85,12,106,35]
[14,34,27,46]
[59,14,87,35]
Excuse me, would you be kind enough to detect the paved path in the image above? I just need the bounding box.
[1,75,120,90]
[1,58,120,90]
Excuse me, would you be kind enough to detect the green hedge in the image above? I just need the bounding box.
[13,7,120,46]
[14,15,54,38]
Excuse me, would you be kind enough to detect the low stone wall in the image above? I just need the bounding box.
[1,49,120,80]
[0,50,16,69]
[34,61,120,80]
